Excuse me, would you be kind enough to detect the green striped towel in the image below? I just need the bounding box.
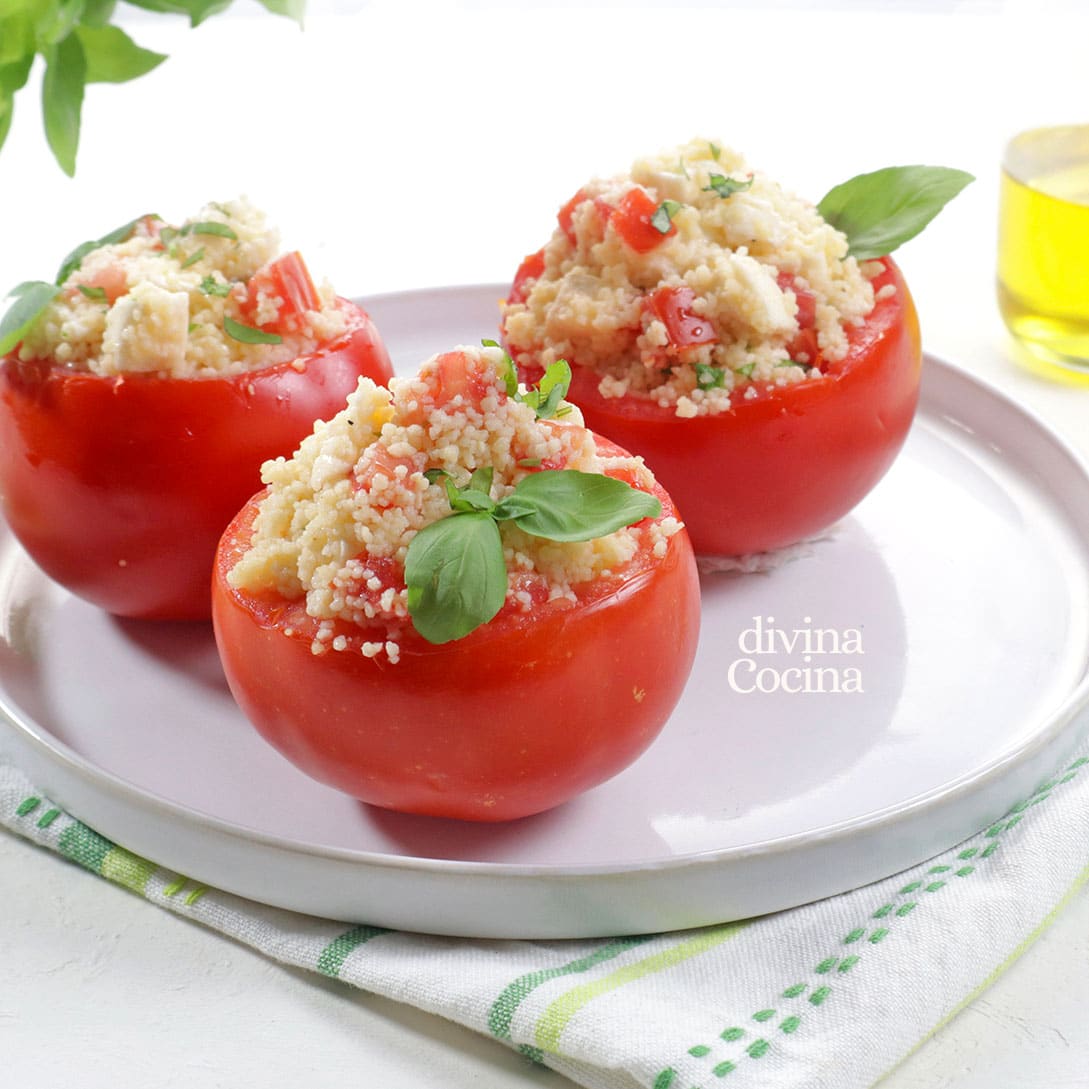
[3,752,1088,1089]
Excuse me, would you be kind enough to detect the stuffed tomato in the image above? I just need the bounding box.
[0,200,393,619]
[213,344,700,822]
[501,139,927,556]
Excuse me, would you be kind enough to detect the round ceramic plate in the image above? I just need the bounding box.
[2,284,1089,939]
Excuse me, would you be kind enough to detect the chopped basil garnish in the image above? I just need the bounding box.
[223,316,282,345]
[77,284,107,301]
[518,457,542,468]
[180,247,205,269]
[817,165,974,260]
[703,173,753,199]
[55,213,157,284]
[0,281,61,355]
[405,467,661,643]
[188,221,237,240]
[200,275,232,298]
[695,363,726,390]
[737,362,756,379]
[650,200,683,234]
[709,141,721,161]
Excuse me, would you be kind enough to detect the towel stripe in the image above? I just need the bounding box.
[488,935,656,1042]
[534,921,749,1053]
[316,924,388,978]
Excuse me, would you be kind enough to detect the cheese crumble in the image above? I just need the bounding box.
[228,345,681,660]
[501,138,881,417]
[19,198,347,377]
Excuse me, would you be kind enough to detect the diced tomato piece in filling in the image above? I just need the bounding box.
[75,264,129,304]
[352,447,419,502]
[611,188,676,254]
[644,286,718,352]
[777,271,821,365]
[243,252,321,331]
[509,249,545,306]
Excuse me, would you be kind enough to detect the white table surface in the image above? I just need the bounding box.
[3,2,1089,1085]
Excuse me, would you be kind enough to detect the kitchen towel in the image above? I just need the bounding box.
[3,750,1088,1089]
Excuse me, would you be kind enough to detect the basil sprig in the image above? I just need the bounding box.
[817,165,974,261]
[406,468,661,644]
[0,1,303,176]
[484,339,573,420]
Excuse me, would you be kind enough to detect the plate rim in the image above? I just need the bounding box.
[2,310,1089,887]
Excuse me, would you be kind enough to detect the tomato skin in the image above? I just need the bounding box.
[509,248,546,306]
[212,448,700,822]
[512,259,922,556]
[645,286,718,350]
[0,300,394,620]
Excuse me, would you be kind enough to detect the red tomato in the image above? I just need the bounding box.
[510,258,922,556]
[0,300,394,620]
[612,188,676,253]
[645,286,718,351]
[509,248,545,306]
[777,272,819,364]
[241,252,321,332]
[212,440,700,822]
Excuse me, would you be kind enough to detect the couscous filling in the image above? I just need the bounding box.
[18,198,347,377]
[502,139,885,418]
[228,345,681,661]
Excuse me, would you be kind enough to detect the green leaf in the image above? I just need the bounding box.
[0,280,61,356]
[187,220,237,240]
[703,173,753,199]
[122,0,233,26]
[81,1,119,29]
[650,199,683,234]
[77,284,107,300]
[504,470,661,543]
[531,361,574,420]
[695,363,726,390]
[405,512,507,644]
[76,25,166,84]
[55,214,157,283]
[199,275,231,297]
[708,141,721,161]
[224,316,282,345]
[41,32,85,177]
[482,337,518,397]
[443,475,496,515]
[256,0,307,26]
[180,247,204,269]
[817,165,975,260]
[33,0,83,49]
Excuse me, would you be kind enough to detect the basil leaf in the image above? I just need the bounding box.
[180,247,205,269]
[223,316,282,345]
[42,32,86,177]
[188,220,237,240]
[55,213,156,284]
[81,2,120,29]
[703,173,752,199]
[468,467,494,496]
[256,0,307,27]
[736,362,755,379]
[650,199,683,234]
[76,25,166,83]
[0,281,61,356]
[77,284,107,301]
[817,165,974,260]
[507,470,661,542]
[444,476,495,515]
[534,359,572,420]
[708,141,721,161]
[405,512,507,644]
[423,468,450,485]
[695,363,726,390]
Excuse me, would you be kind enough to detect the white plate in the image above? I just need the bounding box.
[2,284,1089,939]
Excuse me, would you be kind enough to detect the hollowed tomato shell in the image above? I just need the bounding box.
[212,446,701,823]
[0,299,393,620]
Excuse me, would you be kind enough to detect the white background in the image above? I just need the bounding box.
[3,1,1089,1086]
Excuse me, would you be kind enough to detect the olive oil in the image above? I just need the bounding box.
[998,125,1089,377]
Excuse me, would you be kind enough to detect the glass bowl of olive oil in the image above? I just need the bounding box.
[998,124,1089,380]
